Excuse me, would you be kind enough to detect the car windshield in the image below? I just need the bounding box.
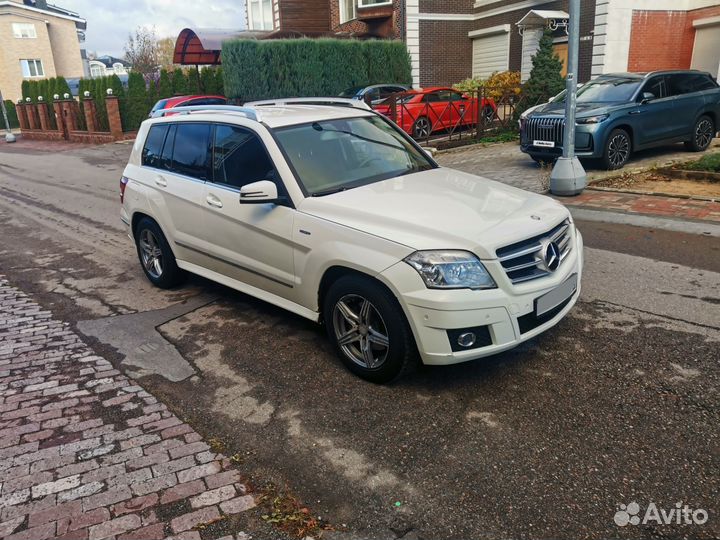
[567,78,642,103]
[339,86,365,97]
[273,115,435,196]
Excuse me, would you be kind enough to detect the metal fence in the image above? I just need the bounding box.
[376,87,523,148]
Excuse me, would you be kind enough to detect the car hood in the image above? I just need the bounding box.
[298,168,570,259]
[532,101,614,117]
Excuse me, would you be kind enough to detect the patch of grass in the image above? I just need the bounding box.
[683,152,720,172]
[477,130,519,144]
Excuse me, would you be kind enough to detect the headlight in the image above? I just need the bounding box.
[404,250,496,290]
[576,114,609,125]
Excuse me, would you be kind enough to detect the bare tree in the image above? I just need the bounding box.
[124,26,159,76]
[156,37,176,72]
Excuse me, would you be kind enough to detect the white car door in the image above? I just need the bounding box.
[138,122,209,265]
[200,123,296,300]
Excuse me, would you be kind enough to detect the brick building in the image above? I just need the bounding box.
[231,0,720,89]
[0,0,86,102]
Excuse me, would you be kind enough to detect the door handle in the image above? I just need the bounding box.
[206,194,223,208]
[629,110,643,115]
[155,176,167,187]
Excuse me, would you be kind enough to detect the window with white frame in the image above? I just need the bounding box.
[358,0,392,7]
[12,23,37,38]
[20,59,44,78]
[89,61,106,78]
[248,0,274,30]
[339,0,356,23]
[112,62,127,75]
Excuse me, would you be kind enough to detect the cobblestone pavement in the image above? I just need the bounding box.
[559,190,720,223]
[435,140,720,192]
[0,277,260,540]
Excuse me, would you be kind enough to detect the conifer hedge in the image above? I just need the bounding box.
[221,38,412,101]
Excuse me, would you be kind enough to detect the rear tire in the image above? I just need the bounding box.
[602,128,632,170]
[684,115,715,152]
[134,217,184,289]
[323,275,416,384]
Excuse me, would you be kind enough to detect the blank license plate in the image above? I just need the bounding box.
[536,274,577,316]
[533,140,555,148]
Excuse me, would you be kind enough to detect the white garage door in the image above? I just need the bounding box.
[472,29,510,79]
[692,21,720,79]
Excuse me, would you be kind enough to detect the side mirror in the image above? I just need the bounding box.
[240,180,279,204]
[421,147,436,158]
[641,92,656,104]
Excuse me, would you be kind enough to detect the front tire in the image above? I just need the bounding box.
[134,217,184,289]
[412,116,431,139]
[684,115,715,152]
[602,128,632,170]
[323,275,416,384]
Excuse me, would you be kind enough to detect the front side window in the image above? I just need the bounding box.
[639,77,667,101]
[12,23,36,38]
[212,125,275,189]
[142,124,170,169]
[20,59,44,78]
[171,123,212,180]
[339,0,356,23]
[273,115,434,196]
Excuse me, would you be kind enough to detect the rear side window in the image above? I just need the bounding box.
[171,123,212,180]
[212,125,275,189]
[159,125,176,171]
[142,124,169,168]
[667,74,717,96]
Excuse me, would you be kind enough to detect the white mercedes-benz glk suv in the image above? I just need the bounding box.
[120,98,583,383]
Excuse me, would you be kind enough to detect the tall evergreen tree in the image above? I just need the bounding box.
[158,69,173,98]
[127,71,147,130]
[171,68,187,95]
[519,30,565,111]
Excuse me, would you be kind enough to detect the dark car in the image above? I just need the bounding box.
[339,84,410,106]
[520,70,720,169]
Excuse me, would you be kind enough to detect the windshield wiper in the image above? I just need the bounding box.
[310,186,349,197]
[311,122,405,152]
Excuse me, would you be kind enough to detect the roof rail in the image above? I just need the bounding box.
[245,97,371,110]
[151,105,261,121]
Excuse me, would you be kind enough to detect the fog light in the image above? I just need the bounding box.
[457,332,476,348]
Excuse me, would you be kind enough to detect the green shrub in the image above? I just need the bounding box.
[215,67,224,95]
[126,72,149,131]
[21,80,30,101]
[54,77,72,99]
[222,38,411,101]
[158,69,173,99]
[518,30,565,114]
[3,100,19,129]
[171,68,187,95]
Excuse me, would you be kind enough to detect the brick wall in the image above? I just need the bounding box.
[417,0,596,87]
[628,6,720,72]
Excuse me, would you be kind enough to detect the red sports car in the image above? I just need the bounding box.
[148,95,227,118]
[374,87,497,139]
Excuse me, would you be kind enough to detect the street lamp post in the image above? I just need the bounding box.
[550,0,585,196]
[0,89,17,143]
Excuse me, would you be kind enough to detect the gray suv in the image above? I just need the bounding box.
[521,70,720,169]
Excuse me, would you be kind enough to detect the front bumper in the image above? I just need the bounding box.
[382,230,584,365]
[520,122,603,159]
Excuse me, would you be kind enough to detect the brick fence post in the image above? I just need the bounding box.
[37,102,50,131]
[53,101,66,138]
[26,103,37,130]
[16,103,28,130]
[61,99,77,132]
[105,96,123,140]
[83,98,98,132]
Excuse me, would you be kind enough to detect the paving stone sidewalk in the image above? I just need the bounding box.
[0,277,256,540]
[558,189,720,223]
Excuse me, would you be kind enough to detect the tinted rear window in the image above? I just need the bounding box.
[141,124,169,168]
[171,123,212,180]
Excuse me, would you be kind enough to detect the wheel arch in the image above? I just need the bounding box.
[130,212,176,259]
[610,123,635,150]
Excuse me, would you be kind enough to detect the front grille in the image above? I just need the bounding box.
[496,220,573,284]
[525,116,565,146]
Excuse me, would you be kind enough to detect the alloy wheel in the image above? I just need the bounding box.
[139,229,163,279]
[695,119,714,150]
[607,133,630,168]
[414,118,430,138]
[332,294,390,370]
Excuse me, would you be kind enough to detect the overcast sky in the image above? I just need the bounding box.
[58,0,246,57]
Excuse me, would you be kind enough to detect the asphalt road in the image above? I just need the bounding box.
[0,139,718,540]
